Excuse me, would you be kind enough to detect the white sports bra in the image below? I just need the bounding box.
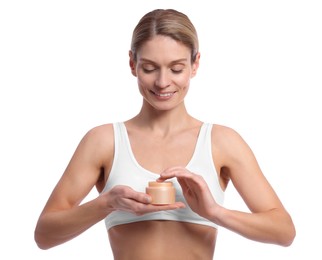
[102,122,224,230]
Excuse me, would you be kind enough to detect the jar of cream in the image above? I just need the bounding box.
[146,181,176,205]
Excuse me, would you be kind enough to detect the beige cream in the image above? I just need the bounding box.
[146,181,176,205]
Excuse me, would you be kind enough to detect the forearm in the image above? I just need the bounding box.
[34,197,110,250]
[213,206,295,246]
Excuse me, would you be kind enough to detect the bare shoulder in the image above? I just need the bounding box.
[86,123,114,138]
[211,124,255,167]
[82,123,114,147]
[74,123,115,167]
[211,124,247,148]
[86,123,114,136]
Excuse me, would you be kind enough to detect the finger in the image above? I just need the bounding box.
[160,168,205,194]
[176,177,190,191]
[131,201,186,216]
[142,201,186,213]
[157,166,188,181]
[150,201,186,210]
[122,187,152,204]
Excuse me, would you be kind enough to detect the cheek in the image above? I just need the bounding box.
[137,72,154,86]
[137,75,154,96]
[176,74,191,90]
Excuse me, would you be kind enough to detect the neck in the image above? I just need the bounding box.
[128,101,197,135]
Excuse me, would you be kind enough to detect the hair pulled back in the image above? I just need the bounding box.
[131,9,199,63]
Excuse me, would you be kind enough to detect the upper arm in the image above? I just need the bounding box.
[41,124,114,212]
[213,125,284,213]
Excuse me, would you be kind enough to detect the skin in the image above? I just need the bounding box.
[34,35,296,259]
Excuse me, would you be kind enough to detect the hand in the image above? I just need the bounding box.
[104,185,185,216]
[158,167,219,220]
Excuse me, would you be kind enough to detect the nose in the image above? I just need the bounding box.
[155,69,171,88]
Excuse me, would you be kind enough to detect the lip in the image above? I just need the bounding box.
[150,90,176,100]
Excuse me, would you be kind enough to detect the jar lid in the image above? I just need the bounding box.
[148,181,173,187]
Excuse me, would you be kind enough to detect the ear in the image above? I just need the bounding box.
[129,50,137,77]
[191,52,200,78]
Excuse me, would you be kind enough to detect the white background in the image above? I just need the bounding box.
[1,0,321,259]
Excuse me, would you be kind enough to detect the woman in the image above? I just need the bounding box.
[34,9,296,259]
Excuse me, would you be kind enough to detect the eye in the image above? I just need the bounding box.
[171,65,184,74]
[171,69,183,74]
[142,64,157,73]
[143,68,156,73]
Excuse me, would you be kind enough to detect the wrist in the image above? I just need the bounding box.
[96,192,115,216]
[208,205,227,227]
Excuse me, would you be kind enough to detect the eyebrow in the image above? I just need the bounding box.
[139,58,188,65]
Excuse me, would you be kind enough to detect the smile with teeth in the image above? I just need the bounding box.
[152,91,175,97]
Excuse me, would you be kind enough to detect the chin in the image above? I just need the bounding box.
[151,102,184,112]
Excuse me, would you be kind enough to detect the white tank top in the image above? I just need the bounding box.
[102,122,224,230]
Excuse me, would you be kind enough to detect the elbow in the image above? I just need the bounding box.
[34,232,51,250]
[279,234,295,247]
[34,216,62,250]
[34,228,57,250]
[277,219,296,247]
[270,209,296,247]
[281,226,296,247]
[36,243,51,251]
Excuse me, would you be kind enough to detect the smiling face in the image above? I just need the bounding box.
[130,35,200,111]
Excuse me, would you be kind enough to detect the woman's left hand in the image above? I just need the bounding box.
[157,166,220,220]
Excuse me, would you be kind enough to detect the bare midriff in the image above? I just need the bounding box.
[108,220,217,260]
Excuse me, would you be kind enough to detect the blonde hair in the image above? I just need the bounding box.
[131,9,199,63]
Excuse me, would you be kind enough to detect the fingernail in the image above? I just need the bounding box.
[145,196,152,203]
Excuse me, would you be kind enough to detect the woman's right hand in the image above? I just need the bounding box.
[103,185,185,216]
